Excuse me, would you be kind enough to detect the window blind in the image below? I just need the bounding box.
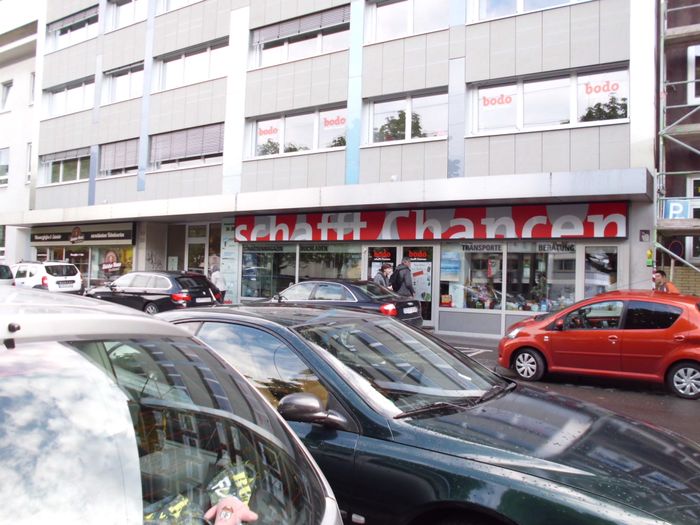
[251,5,351,45]
[47,6,99,33]
[150,123,224,163]
[100,138,139,171]
[40,147,91,163]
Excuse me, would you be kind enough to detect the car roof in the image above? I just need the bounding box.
[0,287,192,346]
[596,289,700,306]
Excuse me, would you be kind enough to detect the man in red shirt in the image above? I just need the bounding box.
[653,269,680,293]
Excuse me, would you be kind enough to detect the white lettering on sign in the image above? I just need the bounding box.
[521,215,548,238]
[482,217,516,238]
[415,210,442,239]
[588,214,625,237]
[551,215,584,237]
[448,218,475,239]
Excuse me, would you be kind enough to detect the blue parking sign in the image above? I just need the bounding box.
[663,200,690,219]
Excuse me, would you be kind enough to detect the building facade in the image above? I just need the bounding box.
[0,0,657,337]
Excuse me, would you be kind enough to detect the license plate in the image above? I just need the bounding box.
[195,297,212,303]
[58,283,74,288]
[403,306,418,314]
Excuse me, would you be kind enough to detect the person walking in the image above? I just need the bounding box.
[373,263,392,288]
[211,266,228,303]
[653,269,680,293]
[390,257,415,298]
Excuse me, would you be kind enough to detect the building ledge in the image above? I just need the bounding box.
[665,22,700,44]
[657,218,700,236]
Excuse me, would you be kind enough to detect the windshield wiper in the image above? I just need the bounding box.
[474,381,517,405]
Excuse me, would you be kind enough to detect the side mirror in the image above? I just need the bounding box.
[554,318,564,331]
[278,392,348,430]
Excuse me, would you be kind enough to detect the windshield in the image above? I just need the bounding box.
[67,336,325,524]
[0,266,11,279]
[45,264,78,277]
[295,318,497,415]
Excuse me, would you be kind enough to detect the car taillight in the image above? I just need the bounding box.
[379,303,398,316]
[213,291,222,302]
[41,276,48,288]
[171,292,191,302]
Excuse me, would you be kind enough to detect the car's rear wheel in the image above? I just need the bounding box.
[666,361,700,399]
[143,302,159,315]
[512,348,546,381]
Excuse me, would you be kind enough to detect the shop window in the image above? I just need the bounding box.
[0,148,8,186]
[473,69,628,133]
[241,244,296,298]
[46,7,98,52]
[106,0,147,31]
[156,41,228,91]
[45,78,95,118]
[584,246,618,298]
[253,107,346,157]
[1,80,12,112]
[150,123,224,170]
[474,0,586,22]
[40,148,91,185]
[251,6,350,68]
[100,138,139,177]
[102,63,144,104]
[91,246,133,286]
[688,45,700,105]
[371,93,447,143]
[369,0,449,43]
[439,244,503,309]
[300,244,361,281]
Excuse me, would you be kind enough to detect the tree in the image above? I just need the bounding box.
[374,110,424,142]
[579,95,628,122]
[256,139,279,156]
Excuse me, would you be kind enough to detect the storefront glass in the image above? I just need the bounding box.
[439,243,503,310]
[299,244,361,280]
[241,244,296,298]
[584,246,618,298]
[91,246,133,285]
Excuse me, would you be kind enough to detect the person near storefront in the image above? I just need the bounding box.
[653,269,680,293]
[390,257,415,298]
[373,263,392,288]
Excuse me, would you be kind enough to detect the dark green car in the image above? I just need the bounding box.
[159,306,700,525]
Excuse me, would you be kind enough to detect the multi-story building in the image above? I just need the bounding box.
[0,0,38,264]
[0,0,657,337]
[657,0,700,292]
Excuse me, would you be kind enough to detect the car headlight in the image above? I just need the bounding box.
[506,327,522,339]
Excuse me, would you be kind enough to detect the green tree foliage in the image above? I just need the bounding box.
[256,140,279,156]
[580,95,628,122]
[374,110,424,142]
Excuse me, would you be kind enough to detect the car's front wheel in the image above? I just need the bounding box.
[143,302,159,315]
[512,348,546,381]
[666,361,700,399]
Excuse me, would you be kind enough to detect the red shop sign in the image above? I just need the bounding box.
[234,203,627,242]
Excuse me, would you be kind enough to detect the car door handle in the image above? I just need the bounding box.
[608,335,619,342]
[674,335,686,342]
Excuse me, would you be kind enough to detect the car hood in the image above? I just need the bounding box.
[390,386,700,524]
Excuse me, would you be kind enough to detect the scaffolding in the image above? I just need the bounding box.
[657,0,700,279]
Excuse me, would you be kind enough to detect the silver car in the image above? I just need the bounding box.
[0,287,342,525]
[0,264,13,286]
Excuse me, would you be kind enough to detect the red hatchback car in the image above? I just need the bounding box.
[498,290,700,399]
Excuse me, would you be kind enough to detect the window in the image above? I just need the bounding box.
[40,148,91,185]
[280,282,315,301]
[563,300,623,330]
[370,0,449,43]
[1,81,12,111]
[46,7,98,52]
[300,244,362,280]
[102,63,144,104]
[157,42,227,91]
[251,6,351,68]
[150,123,224,169]
[46,79,95,117]
[473,69,628,133]
[584,246,618,298]
[100,138,139,177]
[26,143,32,183]
[29,72,35,105]
[475,0,587,21]
[253,107,346,157]
[624,301,682,330]
[314,283,349,301]
[0,226,5,259]
[372,93,447,143]
[241,244,296,298]
[0,148,8,186]
[688,45,700,105]
[196,322,329,407]
[439,244,503,309]
[106,0,147,31]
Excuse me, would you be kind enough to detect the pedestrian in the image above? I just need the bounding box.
[653,269,680,293]
[211,265,227,303]
[390,256,415,298]
[373,263,392,288]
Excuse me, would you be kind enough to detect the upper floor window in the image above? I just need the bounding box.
[46,6,99,52]
[371,93,447,143]
[40,148,91,185]
[688,45,700,105]
[0,226,5,259]
[29,72,35,105]
[100,138,139,177]
[251,6,351,68]
[0,148,8,186]
[473,69,628,134]
[150,123,224,170]
[367,0,449,43]
[156,42,228,91]
[472,0,587,22]
[106,0,147,31]
[45,79,95,117]
[102,63,144,104]
[1,81,12,111]
[253,107,346,157]
[157,0,203,14]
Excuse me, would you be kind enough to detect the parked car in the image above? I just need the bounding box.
[0,264,14,286]
[159,305,700,525]
[271,279,423,327]
[11,260,82,293]
[86,270,222,314]
[0,287,342,525]
[498,289,700,399]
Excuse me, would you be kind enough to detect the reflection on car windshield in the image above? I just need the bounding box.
[67,336,324,525]
[295,319,495,412]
